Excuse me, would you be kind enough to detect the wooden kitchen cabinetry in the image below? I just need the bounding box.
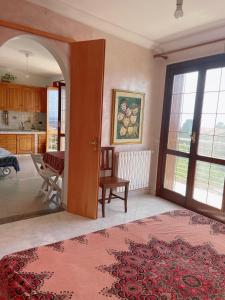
[16,134,35,154]
[38,134,47,153]
[0,134,17,153]
[0,133,46,154]
[0,84,8,110]
[0,83,47,112]
[7,84,23,111]
[21,86,36,112]
[35,88,47,112]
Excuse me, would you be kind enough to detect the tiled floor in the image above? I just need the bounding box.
[0,155,62,221]
[0,192,180,258]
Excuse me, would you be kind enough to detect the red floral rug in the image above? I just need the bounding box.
[0,210,225,299]
[100,238,225,299]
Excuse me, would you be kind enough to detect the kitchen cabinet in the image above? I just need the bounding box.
[0,83,47,112]
[0,84,8,110]
[35,88,47,112]
[38,134,46,153]
[16,134,35,154]
[40,88,47,112]
[7,84,23,111]
[0,134,17,153]
[21,87,36,112]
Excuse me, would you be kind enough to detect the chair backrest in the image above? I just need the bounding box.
[31,154,60,183]
[100,147,115,177]
[31,154,47,174]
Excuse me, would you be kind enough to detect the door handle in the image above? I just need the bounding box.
[190,132,196,144]
[89,140,97,145]
[89,138,98,151]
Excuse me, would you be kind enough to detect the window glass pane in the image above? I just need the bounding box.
[193,161,225,209]
[171,94,182,113]
[167,131,178,149]
[47,88,58,151]
[173,74,185,94]
[164,155,188,196]
[60,136,65,151]
[220,68,225,91]
[199,114,216,136]
[60,86,66,134]
[218,91,225,113]
[202,92,219,114]
[198,135,213,157]
[198,68,225,159]
[204,68,221,92]
[215,114,225,136]
[182,93,196,113]
[212,136,225,160]
[184,72,198,93]
[168,72,198,154]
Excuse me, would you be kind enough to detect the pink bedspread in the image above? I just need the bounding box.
[0,209,225,299]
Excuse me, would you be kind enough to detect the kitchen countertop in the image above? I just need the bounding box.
[0,130,46,134]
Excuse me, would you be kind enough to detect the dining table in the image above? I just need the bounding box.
[43,151,65,175]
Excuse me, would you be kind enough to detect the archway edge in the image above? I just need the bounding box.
[0,31,71,207]
[0,31,69,84]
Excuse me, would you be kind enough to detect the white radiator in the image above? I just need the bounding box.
[116,150,151,192]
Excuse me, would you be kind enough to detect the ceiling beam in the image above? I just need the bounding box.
[0,19,75,44]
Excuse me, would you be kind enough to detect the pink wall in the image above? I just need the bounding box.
[0,0,159,193]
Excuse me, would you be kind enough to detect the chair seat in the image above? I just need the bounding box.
[99,176,129,188]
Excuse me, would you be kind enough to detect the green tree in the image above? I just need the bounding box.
[181,119,192,133]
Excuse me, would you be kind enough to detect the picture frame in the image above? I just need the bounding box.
[111,89,145,145]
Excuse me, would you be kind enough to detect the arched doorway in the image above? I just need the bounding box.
[0,26,106,220]
[0,35,68,223]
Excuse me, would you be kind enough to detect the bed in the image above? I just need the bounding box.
[0,148,20,177]
[0,209,225,299]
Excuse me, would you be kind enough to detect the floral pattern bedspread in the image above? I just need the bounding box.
[0,209,225,299]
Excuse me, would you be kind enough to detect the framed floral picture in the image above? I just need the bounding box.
[111,89,145,145]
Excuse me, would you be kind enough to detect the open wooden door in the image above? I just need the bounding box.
[67,39,105,219]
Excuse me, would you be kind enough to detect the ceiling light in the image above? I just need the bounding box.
[19,50,33,79]
[174,0,184,19]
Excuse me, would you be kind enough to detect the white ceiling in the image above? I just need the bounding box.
[28,0,225,49]
[0,37,62,77]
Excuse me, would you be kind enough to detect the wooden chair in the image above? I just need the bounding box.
[31,154,61,203]
[99,147,129,217]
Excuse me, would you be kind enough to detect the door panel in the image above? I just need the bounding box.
[157,54,225,222]
[167,72,198,155]
[191,67,225,212]
[193,161,225,209]
[159,70,199,202]
[67,39,105,219]
[197,68,225,160]
[164,154,189,196]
